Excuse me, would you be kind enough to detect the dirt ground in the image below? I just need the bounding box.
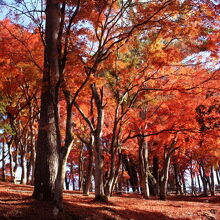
[0,181,219,220]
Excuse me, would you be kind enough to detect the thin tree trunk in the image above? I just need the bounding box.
[126,179,129,193]
[173,163,180,195]
[29,105,36,185]
[73,84,106,201]
[8,139,15,183]
[118,180,122,194]
[152,156,159,196]
[20,151,27,184]
[210,166,215,196]
[199,164,208,196]
[197,174,201,193]
[159,137,178,200]
[13,146,18,183]
[160,154,170,200]
[138,137,149,199]
[178,173,184,195]
[190,166,196,196]
[78,143,84,191]
[83,140,94,196]
[216,169,220,185]
[122,154,138,192]
[104,102,121,197]
[71,162,75,191]
[65,172,70,190]
[26,157,31,184]
[109,152,122,196]
[183,176,187,195]
[72,178,75,190]
[1,141,6,181]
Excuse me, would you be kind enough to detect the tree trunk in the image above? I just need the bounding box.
[122,154,139,192]
[1,140,6,181]
[78,144,84,191]
[104,101,121,198]
[53,155,68,212]
[13,146,18,183]
[159,136,178,200]
[83,140,94,196]
[118,177,122,194]
[190,166,196,196]
[53,96,74,212]
[65,172,70,190]
[197,174,201,193]
[93,130,105,199]
[173,163,182,195]
[8,138,15,183]
[199,164,208,196]
[91,84,106,201]
[104,155,121,197]
[26,157,31,185]
[159,155,170,200]
[138,137,150,199]
[72,178,75,190]
[216,169,220,185]
[53,146,73,211]
[210,166,215,196]
[126,179,129,193]
[33,0,61,201]
[151,156,159,196]
[29,105,36,185]
[20,152,27,184]
[178,173,184,195]
[109,153,122,196]
[159,142,177,200]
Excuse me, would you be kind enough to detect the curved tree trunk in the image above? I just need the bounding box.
[53,95,74,212]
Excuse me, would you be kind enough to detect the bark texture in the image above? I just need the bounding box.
[33,0,60,201]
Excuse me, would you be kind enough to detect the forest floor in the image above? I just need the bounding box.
[0,181,219,220]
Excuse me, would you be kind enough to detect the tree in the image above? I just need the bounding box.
[0,19,41,184]
[0,0,219,213]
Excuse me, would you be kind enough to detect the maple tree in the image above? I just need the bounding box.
[0,19,41,185]
[0,0,219,216]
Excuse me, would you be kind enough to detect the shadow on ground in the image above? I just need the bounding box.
[0,189,186,220]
